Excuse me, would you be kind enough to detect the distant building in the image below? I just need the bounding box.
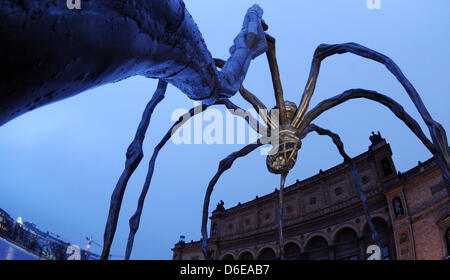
[172,133,450,260]
[0,208,14,238]
[0,209,99,260]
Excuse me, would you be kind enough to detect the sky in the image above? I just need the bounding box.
[0,0,449,259]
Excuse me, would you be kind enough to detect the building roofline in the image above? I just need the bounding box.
[213,140,390,216]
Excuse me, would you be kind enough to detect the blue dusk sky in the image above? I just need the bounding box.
[0,0,449,259]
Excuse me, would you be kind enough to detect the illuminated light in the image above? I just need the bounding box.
[16,217,23,226]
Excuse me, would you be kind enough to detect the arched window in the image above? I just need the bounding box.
[304,236,329,260]
[238,251,254,260]
[334,228,359,260]
[257,247,277,260]
[284,242,302,260]
[363,218,393,260]
[221,254,234,260]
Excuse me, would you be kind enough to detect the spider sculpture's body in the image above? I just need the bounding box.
[0,1,268,125]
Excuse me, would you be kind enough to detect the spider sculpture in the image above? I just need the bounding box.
[197,34,450,259]
[3,2,446,260]
[115,33,449,260]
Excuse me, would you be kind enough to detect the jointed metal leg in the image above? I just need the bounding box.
[201,139,266,259]
[216,98,270,137]
[290,42,448,189]
[265,34,288,126]
[297,88,449,189]
[215,57,274,130]
[298,89,435,154]
[124,103,208,259]
[239,85,275,129]
[124,100,268,259]
[300,124,381,247]
[293,42,444,128]
[101,80,168,260]
[278,173,287,260]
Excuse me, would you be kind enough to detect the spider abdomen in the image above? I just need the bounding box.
[266,130,301,174]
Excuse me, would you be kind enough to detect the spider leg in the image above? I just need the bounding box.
[125,103,209,259]
[101,80,167,260]
[216,98,270,137]
[201,138,266,259]
[213,59,280,257]
[296,88,449,189]
[265,34,288,126]
[278,173,287,260]
[215,58,274,130]
[217,38,290,128]
[239,85,275,129]
[299,123,381,247]
[124,101,268,259]
[289,43,448,190]
[292,42,442,129]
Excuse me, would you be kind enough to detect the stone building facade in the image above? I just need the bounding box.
[172,134,450,260]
